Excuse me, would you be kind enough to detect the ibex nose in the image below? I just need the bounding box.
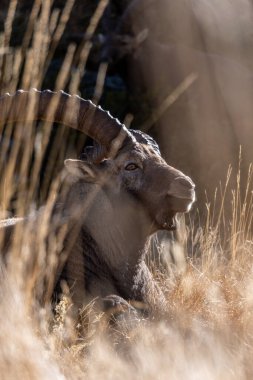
[167,176,195,200]
[176,176,195,189]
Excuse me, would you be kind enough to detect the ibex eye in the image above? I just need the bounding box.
[125,163,138,171]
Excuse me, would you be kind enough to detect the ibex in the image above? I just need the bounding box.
[0,89,195,313]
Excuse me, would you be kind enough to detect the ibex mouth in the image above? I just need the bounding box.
[161,217,177,231]
[155,213,177,231]
[168,195,195,214]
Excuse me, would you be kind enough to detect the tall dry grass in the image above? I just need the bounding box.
[0,1,253,379]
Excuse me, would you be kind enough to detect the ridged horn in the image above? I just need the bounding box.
[0,88,135,156]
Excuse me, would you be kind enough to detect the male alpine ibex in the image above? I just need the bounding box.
[0,89,195,312]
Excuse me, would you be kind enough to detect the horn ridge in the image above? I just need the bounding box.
[0,88,134,151]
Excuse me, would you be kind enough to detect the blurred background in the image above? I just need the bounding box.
[0,0,253,220]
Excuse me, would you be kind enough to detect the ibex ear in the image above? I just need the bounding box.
[64,159,97,182]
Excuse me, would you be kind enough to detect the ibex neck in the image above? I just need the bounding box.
[86,224,151,301]
[87,216,150,270]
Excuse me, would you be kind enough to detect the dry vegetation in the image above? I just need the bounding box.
[0,1,253,379]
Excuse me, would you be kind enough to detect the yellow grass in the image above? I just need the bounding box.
[0,1,253,379]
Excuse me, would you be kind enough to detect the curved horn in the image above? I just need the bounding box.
[130,130,161,155]
[0,88,134,155]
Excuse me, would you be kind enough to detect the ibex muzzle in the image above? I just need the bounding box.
[168,175,195,207]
